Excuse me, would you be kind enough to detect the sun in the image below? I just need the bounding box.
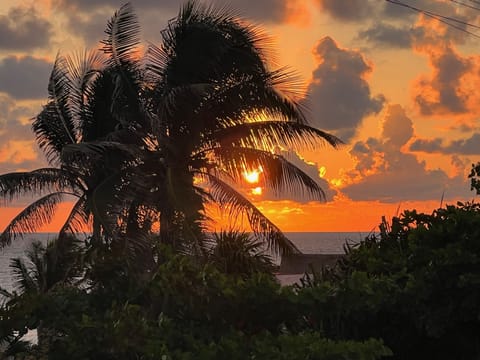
[243,167,263,184]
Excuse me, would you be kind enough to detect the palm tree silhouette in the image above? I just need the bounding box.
[0,236,83,353]
[0,1,342,256]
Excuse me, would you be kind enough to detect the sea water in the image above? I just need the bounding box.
[0,232,371,292]
[0,232,371,344]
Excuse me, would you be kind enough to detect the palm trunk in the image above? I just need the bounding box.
[160,207,175,249]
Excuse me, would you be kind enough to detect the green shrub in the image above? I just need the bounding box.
[297,202,480,359]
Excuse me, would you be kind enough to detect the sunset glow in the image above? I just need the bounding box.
[251,187,263,195]
[0,0,479,233]
[243,167,262,184]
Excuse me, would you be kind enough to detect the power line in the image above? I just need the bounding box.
[450,0,480,12]
[386,0,480,38]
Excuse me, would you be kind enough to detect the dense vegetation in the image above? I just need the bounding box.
[2,200,480,359]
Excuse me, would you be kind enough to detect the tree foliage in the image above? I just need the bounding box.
[0,0,341,257]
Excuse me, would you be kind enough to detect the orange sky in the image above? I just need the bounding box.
[0,0,479,234]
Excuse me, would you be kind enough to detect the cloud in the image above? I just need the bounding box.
[410,133,480,155]
[57,0,290,23]
[0,56,52,100]
[52,0,178,48]
[0,94,45,173]
[305,36,384,141]
[0,6,53,51]
[341,105,471,202]
[381,104,414,147]
[57,0,293,50]
[413,46,471,116]
[0,141,38,165]
[53,0,178,12]
[315,0,375,22]
[381,0,417,18]
[358,23,413,48]
[212,0,287,23]
[407,13,480,121]
[383,0,480,44]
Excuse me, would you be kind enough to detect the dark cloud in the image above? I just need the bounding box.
[381,0,417,18]
[53,0,179,47]
[410,133,480,155]
[58,0,288,49]
[0,56,52,100]
[56,0,287,23]
[358,23,412,48]
[0,95,36,142]
[211,0,286,23]
[381,104,414,147]
[305,36,384,141]
[315,0,375,21]
[414,47,470,116]
[409,138,444,153]
[0,94,45,172]
[65,12,122,48]
[0,7,53,51]
[53,0,179,12]
[342,105,471,202]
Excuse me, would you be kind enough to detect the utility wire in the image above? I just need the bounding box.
[450,0,480,12]
[386,0,480,38]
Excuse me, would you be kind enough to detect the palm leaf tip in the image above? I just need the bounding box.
[101,2,141,65]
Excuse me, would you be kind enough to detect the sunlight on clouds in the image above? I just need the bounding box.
[284,0,311,27]
[319,166,326,178]
[251,187,263,196]
[0,140,37,164]
[330,178,342,188]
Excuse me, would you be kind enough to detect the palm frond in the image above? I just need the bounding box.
[192,71,307,128]
[205,173,299,255]
[155,0,267,89]
[208,230,276,275]
[59,195,91,237]
[0,168,81,203]
[211,146,326,200]
[44,237,85,288]
[0,286,12,300]
[0,192,65,247]
[32,53,79,163]
[34,54,78,163]
[10,257,38,294]
[60,141,140,168]
[63,50,104,139]
[25,241,48,292]
[211,121,343,151]
[101,2,141,67]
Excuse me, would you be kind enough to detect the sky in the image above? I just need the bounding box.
[0,0,479,232]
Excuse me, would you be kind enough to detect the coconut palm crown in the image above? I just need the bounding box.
[0,1,342,256]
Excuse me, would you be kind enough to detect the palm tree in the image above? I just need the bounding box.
[207,230,276,277]
[132,1,343,254]
[0,4,147,249]
[0,236,83,354]
[0,1,342,257]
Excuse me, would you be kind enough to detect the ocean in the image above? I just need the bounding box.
[0,232,371,344]
[0,232,371,292]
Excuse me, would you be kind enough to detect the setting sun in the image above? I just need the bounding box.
[243,167,263,184]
